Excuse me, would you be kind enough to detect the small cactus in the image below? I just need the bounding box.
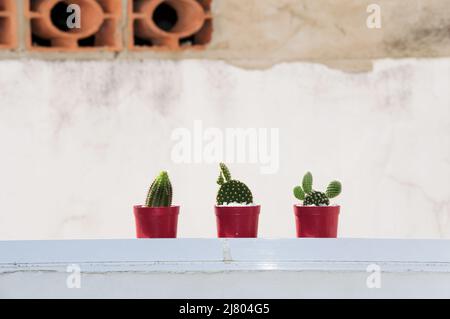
[293,172,341,206]
[217,163,253,205]
[145,171,173,207]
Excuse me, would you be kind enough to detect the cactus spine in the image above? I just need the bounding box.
[145,171,173,207]
[293,172,341,206]
[217,163,253,205]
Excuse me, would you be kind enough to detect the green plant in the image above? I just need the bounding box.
[216,163,253,205]
[145,171,173,207]
[293,172,341,206]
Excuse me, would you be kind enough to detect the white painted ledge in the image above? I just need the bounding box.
[0,239,449,298]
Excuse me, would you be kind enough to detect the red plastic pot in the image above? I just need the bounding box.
[294,205,340,238]
[133,205,179,238]
[215,205,260,238]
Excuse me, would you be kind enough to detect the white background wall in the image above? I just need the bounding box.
[0,58,448,240]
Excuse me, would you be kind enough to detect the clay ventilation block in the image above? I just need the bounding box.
[26,0,122,51]
[0,0,17,49]
[130,0,213,50]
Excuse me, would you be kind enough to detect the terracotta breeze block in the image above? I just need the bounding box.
[26,0,122,51]
[129,0,213,50]
[0,0,17,49]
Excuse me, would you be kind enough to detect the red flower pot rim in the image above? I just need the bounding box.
[134,205,180,211]
[294,205,340,208]
[134,205,180,207]
[215,204,260,207]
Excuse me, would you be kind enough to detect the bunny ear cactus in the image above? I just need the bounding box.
[293,172,341,206]
[145,171,173,207]
[217,163,253,205]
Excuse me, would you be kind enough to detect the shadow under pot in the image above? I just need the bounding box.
[134,205,180,238]
[215,205,260,238]
[293,205,340,238]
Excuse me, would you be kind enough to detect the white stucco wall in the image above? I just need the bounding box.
[0,58,449,239]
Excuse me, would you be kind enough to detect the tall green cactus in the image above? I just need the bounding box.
[145,171,173,207]
[217,163,253,205]
[293,172,341,206]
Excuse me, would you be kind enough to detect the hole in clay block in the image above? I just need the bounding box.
[130,0,213,50]
[27,0,122,51]
[78,34,96,47]
[134,36,154,46]
[193,18,212,45]
[51,1,71,32]
[0,0,16,48]
[133,20,153,46]
[179,35,195,47]
[153,2,178,32]
[0,0,9,11]
[0,18,8,44]
[31,33,52,47]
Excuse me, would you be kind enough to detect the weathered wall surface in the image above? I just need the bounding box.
[0,58,448,240]
[0,1,449,240]
[1,1,450,71]
[210,0,450,70]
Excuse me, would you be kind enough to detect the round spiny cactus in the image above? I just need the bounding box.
[216,163,253,205]
[217,180,253,205]
[303,191,330,206]
[145,171,173,207]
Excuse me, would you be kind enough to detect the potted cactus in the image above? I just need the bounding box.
[293,172,342,238]
[215,163,260,238]
[133,171,180,238]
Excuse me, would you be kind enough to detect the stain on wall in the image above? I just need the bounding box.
[1,0,450,71]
